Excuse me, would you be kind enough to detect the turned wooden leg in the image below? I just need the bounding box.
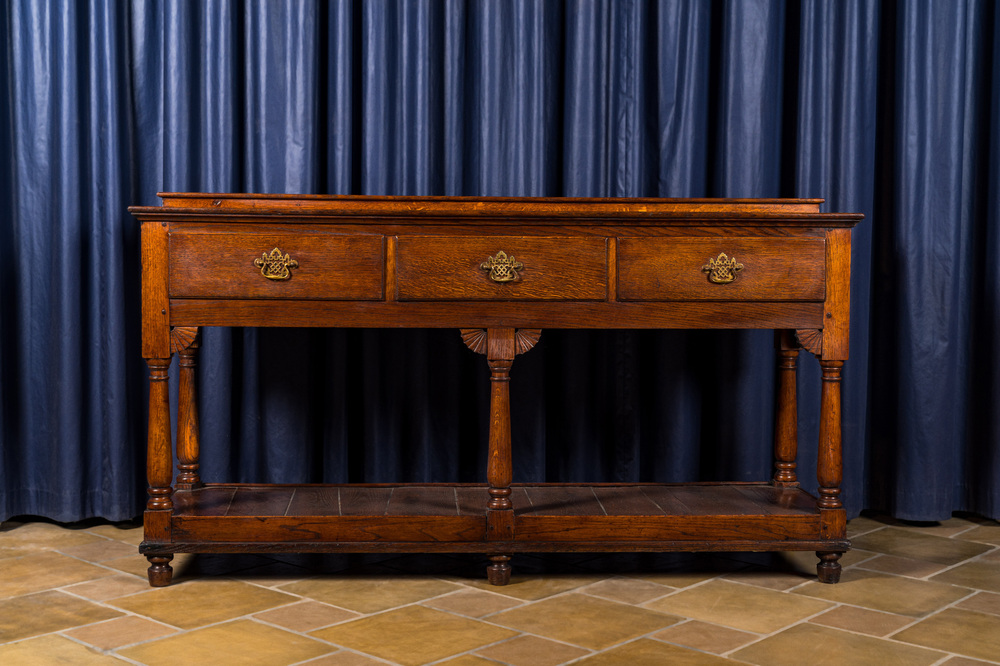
[176,333,201,490]
[144,358,175,585]
[816,359,846,583]
[146,358,174,518]
[487,554,512,585]
[487,351,514,516]
[461,328,542,586]
[147,554,174,586]
[485,329,516,573]
[773,331,800,486]
[816,551,842,583]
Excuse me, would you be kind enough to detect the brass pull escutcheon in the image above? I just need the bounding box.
[702,252,743,284]
[481,250,523,283]
[255,248,299,281]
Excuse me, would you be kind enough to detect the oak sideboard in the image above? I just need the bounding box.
[130,193,861,587]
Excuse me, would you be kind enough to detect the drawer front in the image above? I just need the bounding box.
[617,237,826,301]
[169,232,384,300]
[395,236,608,301]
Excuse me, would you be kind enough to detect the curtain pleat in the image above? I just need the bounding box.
[2,0,998,522]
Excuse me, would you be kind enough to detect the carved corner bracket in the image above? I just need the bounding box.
[460,329,541,357]
[794,329,823,357]
[170,327,199,354]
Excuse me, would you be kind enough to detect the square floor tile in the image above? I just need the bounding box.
[851,527,991,565]
[422,588,524,617]
[0,546,34,560]
[652,620,758,654]
[892,516,987,538]
[490,593,682,649]
[0,551,112,597]
[721,566,816,591]
[280,575,460,614]
[956,525,1000,546]
[0,522,107,550]
[437,656,505,666]
[254,600,360,632]
[83,522,144,546]
[734,623,943,665]
[109,579,299,629]
[118,619,332,666]
[808,605,913,636]
[58,539,139,562]
[103,554,158,579]
[63,574,151,601]
[856,553,949,578]
[0,590,122,642]
[476,635,589,665]
[892,608,1000,662]
[0,634,123,664]
[461,574,600,601]
[956,591,1000,617]
[298,652,394,665]
[794,568,970,617]
[574,638,732,665]
[578,576,675,604]
[847,515,892,537]
[311,605,516,666]
[646,580,832,634]
[939,657,1000,666]
[65,615,177,649]
[931,559,1000,593]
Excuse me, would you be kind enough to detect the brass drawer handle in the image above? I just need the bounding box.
[255,247,299,281]
[481,250,523,283]
[702,252,743,284]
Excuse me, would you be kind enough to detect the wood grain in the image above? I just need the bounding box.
[169,231,384,300]
[167,299,827,330]
[133,194,861,587]
[395,236,607,301]
[618,237,826,301]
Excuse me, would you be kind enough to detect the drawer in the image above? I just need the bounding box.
[169,231,384,300]
[395,236,607,301]
[617,237,826,301]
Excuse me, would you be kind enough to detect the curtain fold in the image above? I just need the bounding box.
[1,0,998,522]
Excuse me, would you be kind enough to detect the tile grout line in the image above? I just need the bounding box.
[4,517,998,664]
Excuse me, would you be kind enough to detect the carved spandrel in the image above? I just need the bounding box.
[170,326,199,354]
[795,329,823,357]
[514,329,541,355]
[460,329,488,355]
[461,329,541,356]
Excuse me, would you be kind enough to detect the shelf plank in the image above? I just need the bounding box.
[339,487,392,516]
[286,487,340,516]
[519,486,605,516]
[457,487,489,516]
[227,488,295,516]
[594,486,668,516]
[174,487,234,517]
[386,486,460,516]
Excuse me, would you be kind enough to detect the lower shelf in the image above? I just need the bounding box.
[142,482,848,555]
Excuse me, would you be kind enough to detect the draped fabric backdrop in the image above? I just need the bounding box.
[2,0,998,523]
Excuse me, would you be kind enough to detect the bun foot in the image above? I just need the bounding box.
[816,551,842,584]
[487,555,512,585]
[147,554,174,587]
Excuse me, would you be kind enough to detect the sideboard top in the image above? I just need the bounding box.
[129,192,863,226]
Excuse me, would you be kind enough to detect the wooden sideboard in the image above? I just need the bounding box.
[131,193,861,587]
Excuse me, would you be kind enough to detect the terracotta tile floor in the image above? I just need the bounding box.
[2,513,999,665]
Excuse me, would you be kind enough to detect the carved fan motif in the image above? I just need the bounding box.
[514,329,541,356]
[460,329,488,355]
[460,328,541,356]
[170,327,199,354]
[795,329,823,356]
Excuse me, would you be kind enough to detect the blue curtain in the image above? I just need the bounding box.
[2,0,997,523]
